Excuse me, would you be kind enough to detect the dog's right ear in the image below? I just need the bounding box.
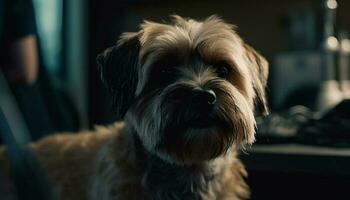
[97,33,140,118]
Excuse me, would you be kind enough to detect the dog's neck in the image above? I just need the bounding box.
[127,127,224,200]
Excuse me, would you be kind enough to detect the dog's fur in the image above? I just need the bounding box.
[0,16,268,200]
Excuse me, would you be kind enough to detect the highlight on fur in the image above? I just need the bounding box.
[0,15,268,200]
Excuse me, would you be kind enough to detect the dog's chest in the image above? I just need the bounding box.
[88,130,247,200]
[141,163,217,200]
[89,154,219,200]
[94,168,219,200]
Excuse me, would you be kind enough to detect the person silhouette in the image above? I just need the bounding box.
[0,0,38,85]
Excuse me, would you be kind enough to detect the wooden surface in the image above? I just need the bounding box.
[240,143,350,176]
[246,144,350,157]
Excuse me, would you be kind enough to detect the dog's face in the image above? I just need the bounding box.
[97,16,268,165]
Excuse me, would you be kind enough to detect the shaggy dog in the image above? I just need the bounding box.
[0,15,268,200]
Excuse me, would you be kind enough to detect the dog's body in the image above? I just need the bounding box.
[0,16,268,200]
[0,122,248,200]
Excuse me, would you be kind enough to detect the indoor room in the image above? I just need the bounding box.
[0,0,350,199]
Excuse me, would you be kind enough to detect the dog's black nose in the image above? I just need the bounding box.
[193,89,217,106]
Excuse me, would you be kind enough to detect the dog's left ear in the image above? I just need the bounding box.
[96,33,141,118]
[243,43,269,116]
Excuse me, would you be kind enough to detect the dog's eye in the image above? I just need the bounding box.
[161,67,175,75]
[160,67,178,79]
[215,62,230,78]
[159,67,178,83]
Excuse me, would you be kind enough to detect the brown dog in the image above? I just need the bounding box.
[0,15,268,200]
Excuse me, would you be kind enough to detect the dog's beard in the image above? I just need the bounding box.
[126,79,256,165]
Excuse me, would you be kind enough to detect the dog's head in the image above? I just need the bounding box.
[97,16,269,165]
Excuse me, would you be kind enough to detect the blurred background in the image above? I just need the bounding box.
[1,0,350,199]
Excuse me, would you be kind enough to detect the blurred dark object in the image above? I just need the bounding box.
[338,30,350,98]
[298,99,350,147]
[257,100,350,147]
[0,0,3,42]
[271,0,350,112]
[315,0,344,113]
[272,52,322,110]
[283,8,322,51]
[271,5,324,110]
[256,106,313,144]
[0,0,37,49]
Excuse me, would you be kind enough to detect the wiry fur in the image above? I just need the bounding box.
[0,15,268,200]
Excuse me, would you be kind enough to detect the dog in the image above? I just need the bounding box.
[0,15,268,200]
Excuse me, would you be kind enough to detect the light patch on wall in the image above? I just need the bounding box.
[33,0,63,76]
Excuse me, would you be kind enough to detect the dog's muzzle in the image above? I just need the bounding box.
[192,88,217,107]
[163,87,219,128]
